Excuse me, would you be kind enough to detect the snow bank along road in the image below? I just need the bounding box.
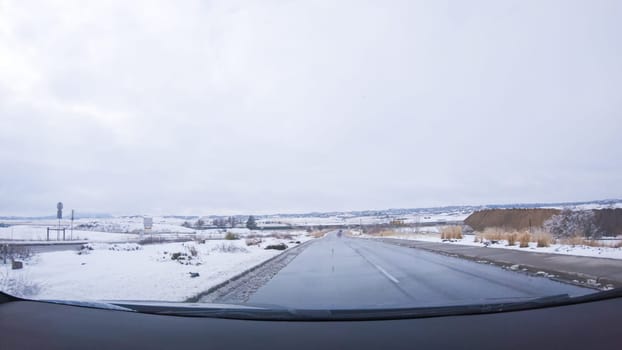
[233,232,592,309]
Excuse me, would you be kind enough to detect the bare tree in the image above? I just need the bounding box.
[212,218,227,228]
[195,219,205,229]
[228,216,236,228]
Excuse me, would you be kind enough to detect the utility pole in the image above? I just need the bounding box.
[57,202,63,240]
[70,209,74,240]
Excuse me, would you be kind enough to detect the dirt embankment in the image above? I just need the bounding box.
[464,209,560,232]
[594,208,622,236]
[465,208,622,235]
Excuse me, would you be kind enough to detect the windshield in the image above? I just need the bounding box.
[1,1,621,317]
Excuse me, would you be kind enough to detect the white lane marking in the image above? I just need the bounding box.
[371,262,400,284]
[346,240,400,284]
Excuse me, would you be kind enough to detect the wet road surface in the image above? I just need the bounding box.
[245,232,593,309]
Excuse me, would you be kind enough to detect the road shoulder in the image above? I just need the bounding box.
[189,238,317,303]
[375,238,622,290]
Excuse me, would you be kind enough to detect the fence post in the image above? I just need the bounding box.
[63,228,66,241]
[47,228,50,241]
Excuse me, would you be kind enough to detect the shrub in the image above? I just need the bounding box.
[109,243,142,251]
[212,243,248,253]
[224,232,239,240]
[0,246,34,262]
[245,238,262,246]
[0,272,42,298]
[165,249,202,265]
[77,247,91,255]
[265,243,288,251]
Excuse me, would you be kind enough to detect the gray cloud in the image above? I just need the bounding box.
[1,0,621,216]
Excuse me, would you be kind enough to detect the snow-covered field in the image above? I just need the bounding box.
[0,216,198,243]
[0,213,314,301]
[363,232,622,260]
[1,234,313,301]
[0,225,143,242]
[0,211,470,244]
[259,211,469,227]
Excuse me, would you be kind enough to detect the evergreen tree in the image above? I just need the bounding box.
[246,215,258,230]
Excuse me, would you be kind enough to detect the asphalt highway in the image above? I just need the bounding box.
[246,232,593,309]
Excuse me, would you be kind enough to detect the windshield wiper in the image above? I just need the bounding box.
[0,292,137,312]
[40,299,137,312]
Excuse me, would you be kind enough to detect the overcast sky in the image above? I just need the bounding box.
[1,0,621,216]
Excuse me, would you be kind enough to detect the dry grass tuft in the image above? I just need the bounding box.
[440,226,463,240]
[482,227,504,242]
[582,239,605,247]
[475,227,618,249]
[518,232,531,248]
[534,231,553,247]
[579,238,612,247]
[558,236,607,247]
[478,227,542,247]
[309,230,331,238]
[506,232,517,246]
[378,230,398,237]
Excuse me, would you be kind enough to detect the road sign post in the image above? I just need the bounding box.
[143,217,153,239]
